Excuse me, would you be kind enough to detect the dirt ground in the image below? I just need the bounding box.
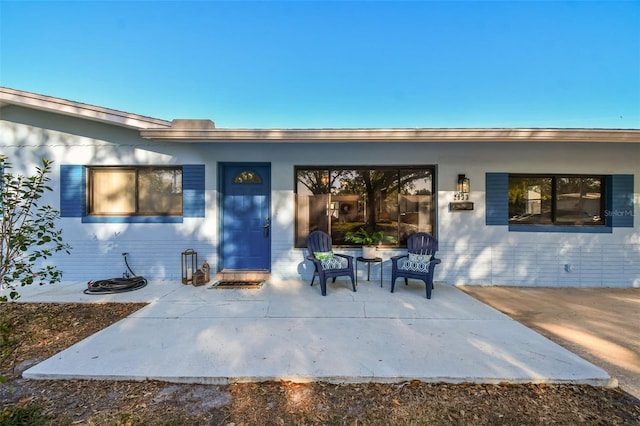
[1,291,640,425]
[459,286,640,400]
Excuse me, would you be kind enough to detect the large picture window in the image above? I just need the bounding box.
[295,166,435,247]
[508,174,604,226]
[88,166,183,216]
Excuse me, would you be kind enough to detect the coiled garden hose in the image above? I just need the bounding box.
[84,253,148,294]
[84,276,148,294]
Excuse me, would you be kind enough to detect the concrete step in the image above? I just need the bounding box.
[214,271,270,282]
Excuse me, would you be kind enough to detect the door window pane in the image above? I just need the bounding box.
[234,170,262,183]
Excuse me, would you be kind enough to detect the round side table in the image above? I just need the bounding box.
[355,256,383,287]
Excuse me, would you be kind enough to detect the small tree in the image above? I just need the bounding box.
[0,155,71,302]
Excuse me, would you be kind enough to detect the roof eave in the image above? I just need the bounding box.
[139,128,640,143]
[0,87,171,130]
[3,87,639,142]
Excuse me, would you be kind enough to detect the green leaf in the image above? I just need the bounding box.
[0,156,71,300]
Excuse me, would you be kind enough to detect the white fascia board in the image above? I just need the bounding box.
[0,87,171,130]
[139,127,640,143]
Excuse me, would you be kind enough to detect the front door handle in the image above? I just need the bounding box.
[263,217,270,237]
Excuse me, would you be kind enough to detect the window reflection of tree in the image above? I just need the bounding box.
[139,168,182,215]
[295,167,434,246]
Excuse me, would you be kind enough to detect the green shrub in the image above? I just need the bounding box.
[0,405,49,426]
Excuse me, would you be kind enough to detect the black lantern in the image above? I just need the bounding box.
[181,249,198,285]
[452,174,472,205]
[457,174,470,194]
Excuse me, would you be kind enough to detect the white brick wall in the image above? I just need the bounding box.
[48,238,217,282]
[3,110,638,288]
[433,241,640,287]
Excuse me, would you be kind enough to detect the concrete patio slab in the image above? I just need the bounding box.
[14,279,614,387]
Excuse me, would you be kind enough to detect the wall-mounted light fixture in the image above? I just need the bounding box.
[457,174,470,194]
[451,173,474,210]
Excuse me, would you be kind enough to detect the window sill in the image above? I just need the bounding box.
[508,225,612,233]
[82,216,184,224]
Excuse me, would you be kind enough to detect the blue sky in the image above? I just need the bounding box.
[1,1,639,129]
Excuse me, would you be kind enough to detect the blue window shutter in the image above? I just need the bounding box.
[60,165,85,217]
[608,174,634,227]
[486,173,509,225]
[183,165,205,217]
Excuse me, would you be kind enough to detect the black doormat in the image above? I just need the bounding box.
[211,280,264,289]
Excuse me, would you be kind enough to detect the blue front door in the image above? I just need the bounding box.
[220,163,271,270]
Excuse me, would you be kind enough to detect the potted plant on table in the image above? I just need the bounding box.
[345,228,396,259]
